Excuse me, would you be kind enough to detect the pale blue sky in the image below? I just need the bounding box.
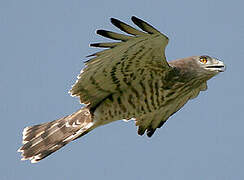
[1,0,244,179]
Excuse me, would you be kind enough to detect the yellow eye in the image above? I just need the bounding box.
[200,56,208,64]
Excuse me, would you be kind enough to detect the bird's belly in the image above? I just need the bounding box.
[93,81,179,125]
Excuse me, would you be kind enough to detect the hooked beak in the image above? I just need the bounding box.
[206,59,226,72]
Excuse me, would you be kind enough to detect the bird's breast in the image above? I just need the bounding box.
[93,75,189,125]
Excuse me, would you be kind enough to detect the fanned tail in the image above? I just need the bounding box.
[18,108,94,163]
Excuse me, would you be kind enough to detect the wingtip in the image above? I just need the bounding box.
[96,29,105,35]
[96,30,110,38]
[96,29,100,35]
[90,43,100,47]
[131,16,139,22]
[146,129,156,137]
[110,17,120,26]
[110,17,116,23]
[137,127,146,136]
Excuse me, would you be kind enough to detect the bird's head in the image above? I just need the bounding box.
[191,55,226,81]
[190,55,226,80]
[196,55,226,73]
[170,55,226,81]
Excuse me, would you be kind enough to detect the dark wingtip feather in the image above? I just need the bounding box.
[131,16,160,34]
[110,17,118,24]
[157,120,166,128]
[90,42,119,48]
[110,18,122,30]
[138,126,146,136]
[90,43,103,47]
[110,17,147,36]
[96,29,108,36]
[131,16,139,22]
[110,18,123,28]
[96,29,132,41]
[146,129,156,137]
[146,125,156,137]
[131,16,142,25]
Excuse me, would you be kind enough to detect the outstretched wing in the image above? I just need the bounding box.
[70,16,170,108]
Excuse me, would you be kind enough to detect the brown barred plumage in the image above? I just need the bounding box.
[18,108,94,163]
[18,16,225,163]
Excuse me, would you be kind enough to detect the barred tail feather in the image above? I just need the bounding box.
[18,108,94,163]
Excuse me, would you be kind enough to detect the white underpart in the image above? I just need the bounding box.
[63,122,94,142]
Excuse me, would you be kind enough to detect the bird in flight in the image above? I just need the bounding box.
[18,16,225,163]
